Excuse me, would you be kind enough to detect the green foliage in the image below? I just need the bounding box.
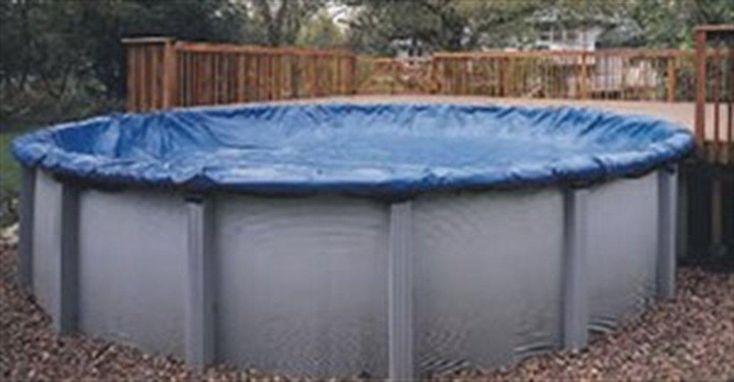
[625,0,734,49]
[0,130,21,226]
[296,11,346,49]
[0,130,21,192]
[0,0,338,122]
[250,0,328,46]
[343,0,734,53]
[344,0,477,54]
[343,0,624,54]
[0,0,254,123]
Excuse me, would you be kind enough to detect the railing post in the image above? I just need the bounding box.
[502,57,513,97]
[350,54,358,95]
[162,39,178,109]
[122,37,176,112]
[666,56,677,102]
[580,52,589,100]
[430,56,441,94]
[694,28,707,144]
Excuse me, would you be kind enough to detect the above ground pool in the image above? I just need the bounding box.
[13,102,693,379]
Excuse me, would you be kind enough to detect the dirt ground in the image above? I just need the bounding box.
[1,238,733,381]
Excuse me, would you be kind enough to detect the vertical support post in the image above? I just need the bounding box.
[122,37,176,112]
[500,57,509,97]
[18,167,36,291]
[657,168,678,300]
[162,39,177,109]
[562,189,589,351]
[677,166,689,259]
[580,52,589,100]
[728,46,734,165]
[388,201,414,380]
[125,42,137,112]
[666,56,677,103]
[185,196,215,367]
[694,28,707,144]
[430,57,440,94]
[710,177,723,254]
[50,182,79,334]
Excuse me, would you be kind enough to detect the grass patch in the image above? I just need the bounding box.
[0,124,36,195]
[1,130,23,195]
[1,122,40,226]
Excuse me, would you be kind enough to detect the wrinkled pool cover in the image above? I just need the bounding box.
[12,103,694,195]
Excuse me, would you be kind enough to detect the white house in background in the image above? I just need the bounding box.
[534,25,605,51]
[518,8,661,98]
[527,8,618,51]
[390,37,430,58]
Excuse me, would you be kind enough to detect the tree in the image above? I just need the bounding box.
[598,0,733,49]
[344,0,472,54]
[250,0,327,46]
[0,0,252,103]
[296,11,346,49]
[342,0,549,54]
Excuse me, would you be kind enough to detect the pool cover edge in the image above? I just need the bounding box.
[11,103,695,195]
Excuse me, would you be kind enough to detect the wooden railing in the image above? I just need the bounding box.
[355,57,437,95]
[694,25,733,165]
[123,37,357,112]
[432,50,699,102]
[126,38,721,113]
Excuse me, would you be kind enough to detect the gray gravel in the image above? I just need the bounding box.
[1,238,733,381]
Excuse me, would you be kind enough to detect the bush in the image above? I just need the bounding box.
[0,80,123,129]
[0,189,17,228]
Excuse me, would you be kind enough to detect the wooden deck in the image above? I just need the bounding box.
[298,95,701,129]
[276,95,730,162]
[283,95,726,143]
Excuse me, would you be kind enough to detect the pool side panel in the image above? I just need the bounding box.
[18,167,36,291]
[32,171,62,319]
[26,168,675,376]
[32,171,79,333]
[77,188,187,356]
[214,195,390,378]
[388,201,415,380]
[586,172,658,333]
[413,189,565,375]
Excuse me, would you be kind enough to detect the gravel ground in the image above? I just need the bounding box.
[1,236,733,381]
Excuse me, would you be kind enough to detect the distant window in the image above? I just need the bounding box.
[553,29,559,41]
[566,30,578,42]
[540,29,553,42]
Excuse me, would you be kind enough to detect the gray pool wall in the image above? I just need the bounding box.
[17,166,678,379]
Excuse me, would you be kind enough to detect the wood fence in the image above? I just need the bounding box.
[123,37,356,112]
[694,25,734,166]
[123,37,707,112]
[431,50,695,102]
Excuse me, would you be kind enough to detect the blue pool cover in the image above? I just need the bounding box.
[12,103,694,195]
